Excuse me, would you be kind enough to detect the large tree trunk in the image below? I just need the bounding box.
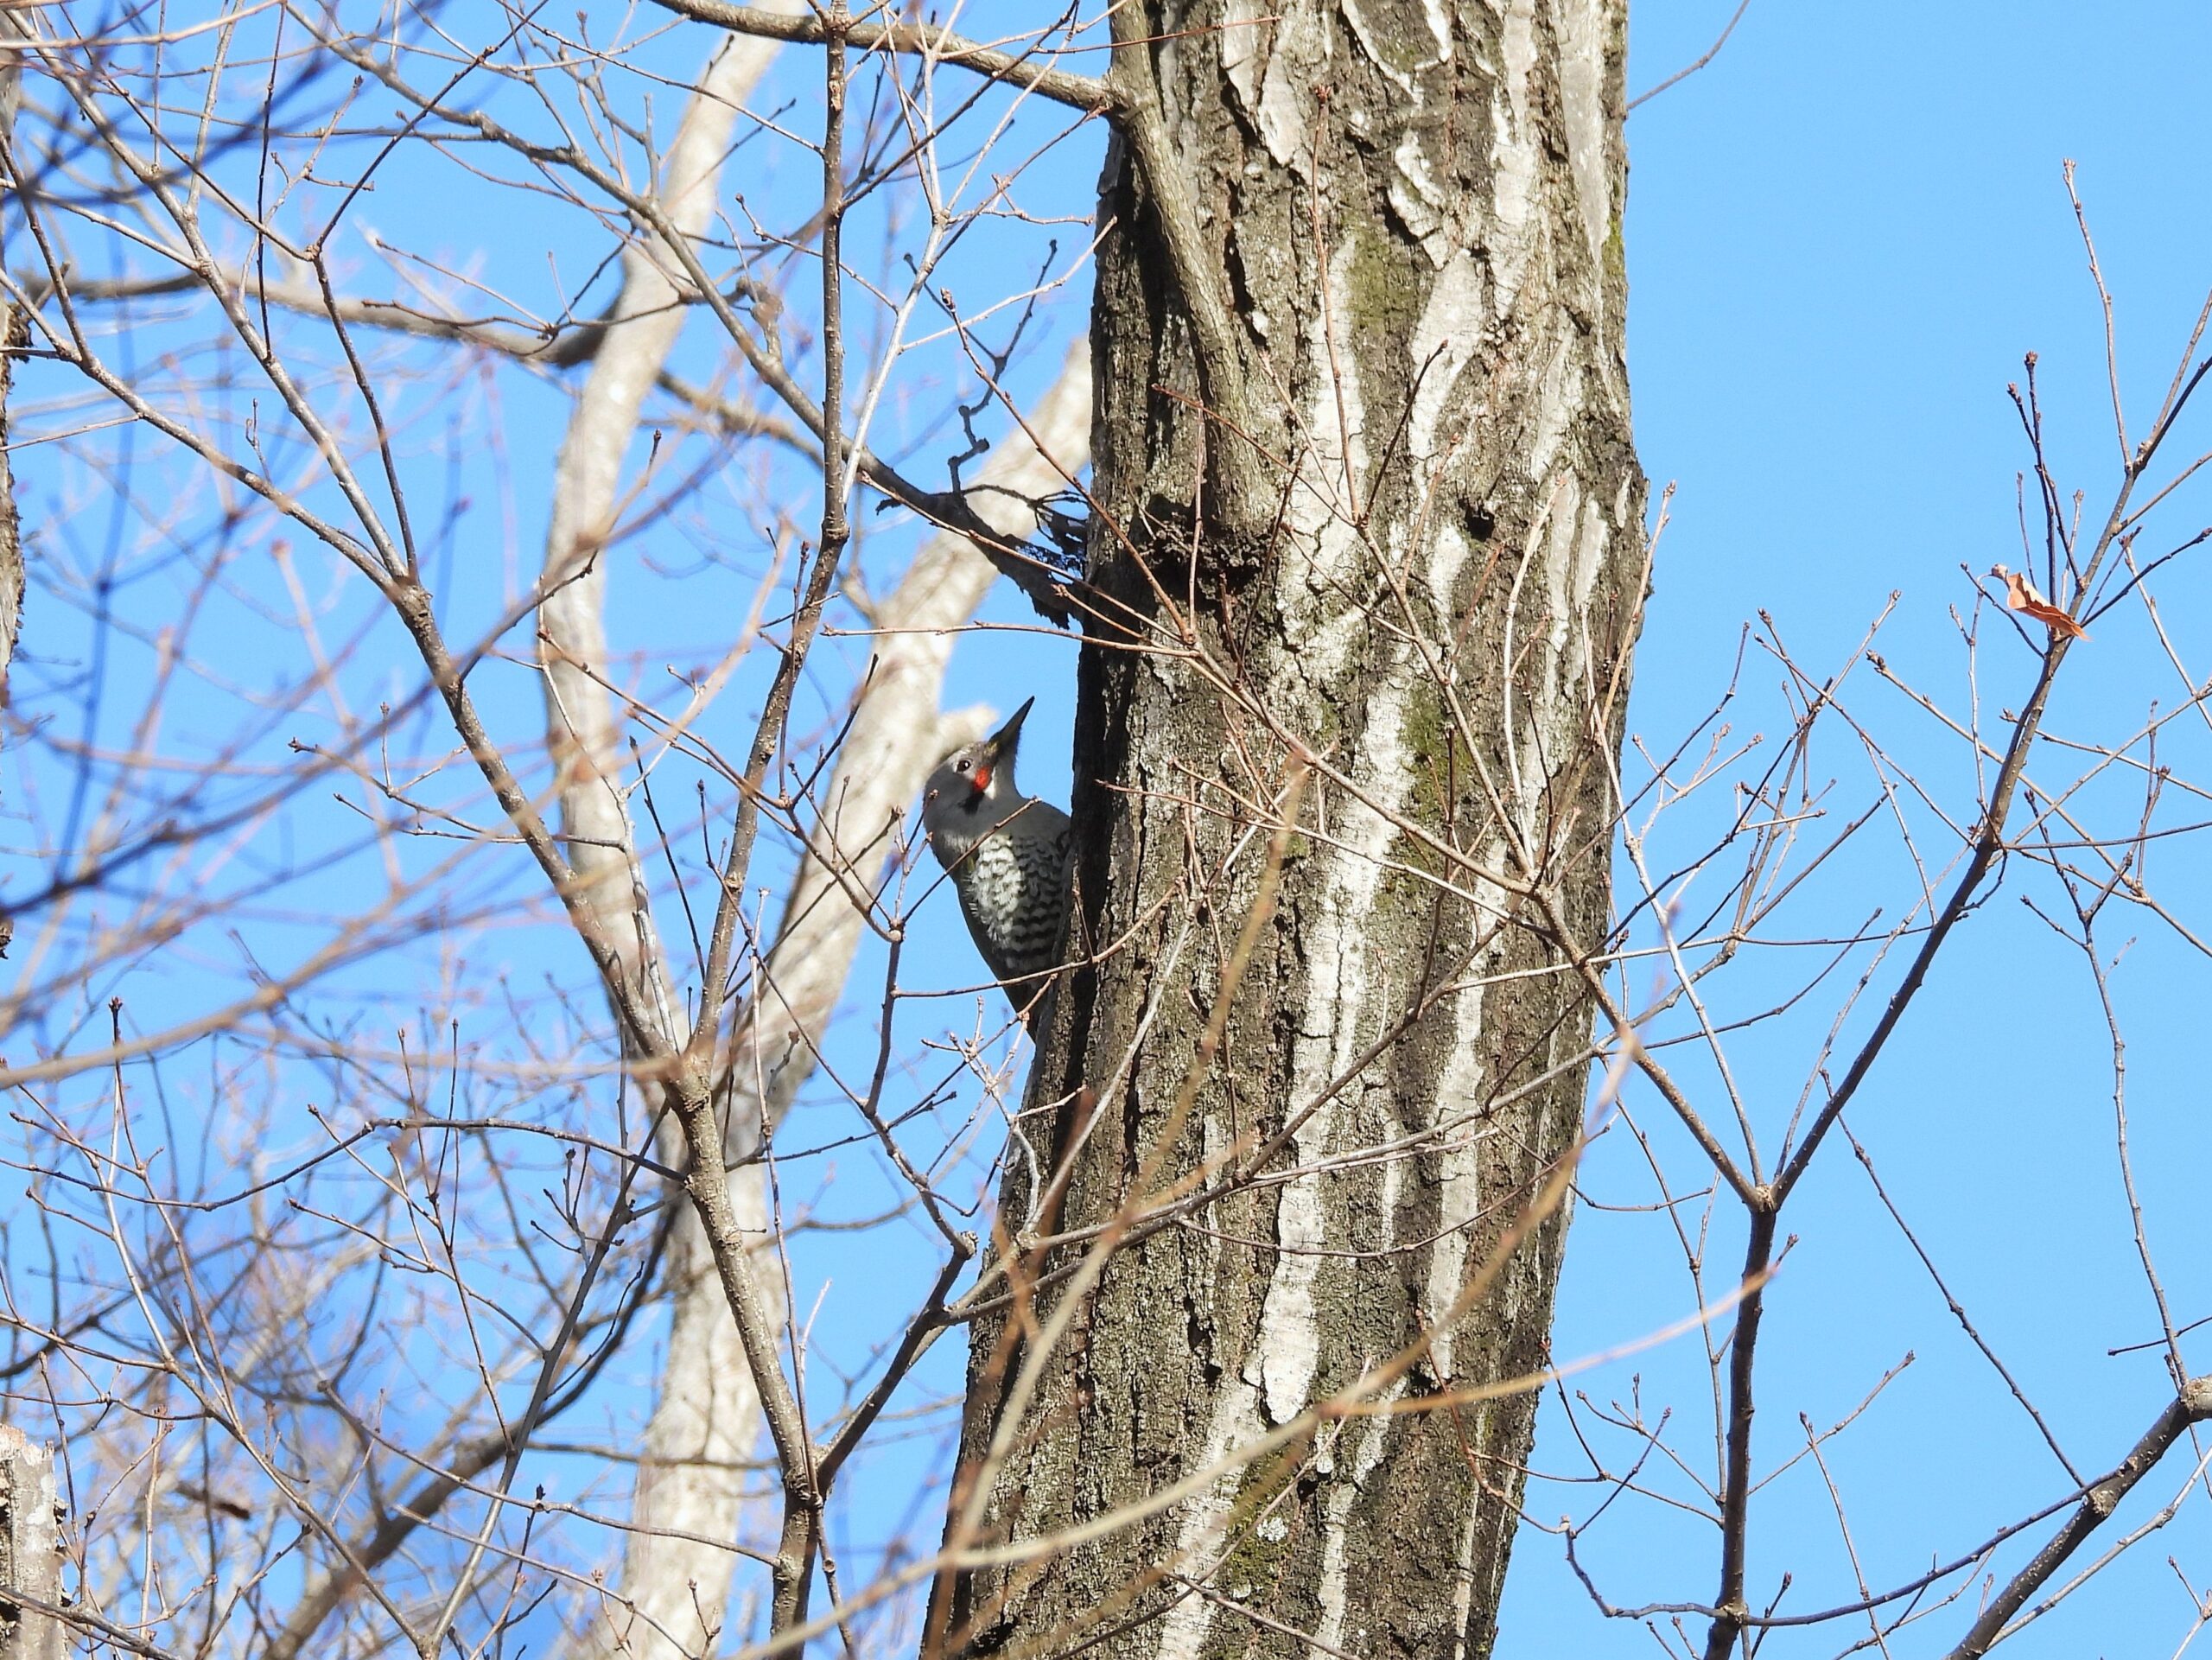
[940,3,1642,1657]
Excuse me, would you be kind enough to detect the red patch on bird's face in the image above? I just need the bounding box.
[969,765,992,794]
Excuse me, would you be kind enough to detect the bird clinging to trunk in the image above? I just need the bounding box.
[920,697,1072,1027]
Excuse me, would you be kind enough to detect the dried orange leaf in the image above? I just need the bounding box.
[1990,564,2089,640]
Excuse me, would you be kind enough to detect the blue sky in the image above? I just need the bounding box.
[1500,4,2212,1656]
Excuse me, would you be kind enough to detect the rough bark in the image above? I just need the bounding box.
[944,3,1641,1657]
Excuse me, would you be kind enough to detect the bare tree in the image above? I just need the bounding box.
[5,3,2212,1660]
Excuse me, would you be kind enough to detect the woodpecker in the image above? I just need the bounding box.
[920,696,1072,1023]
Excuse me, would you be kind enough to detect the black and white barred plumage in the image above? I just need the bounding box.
[920,698,1072,1019]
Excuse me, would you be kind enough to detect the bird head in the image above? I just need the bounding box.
[921,697,1033,846]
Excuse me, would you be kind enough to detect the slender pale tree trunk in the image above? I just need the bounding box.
[575,349,1091,1659]
[527,11,1098,1648]
[532,26,791,1657]
[0,14,28,731]
[940,3,1641,1657]
[0,300,22,725]
[0,0,29,970]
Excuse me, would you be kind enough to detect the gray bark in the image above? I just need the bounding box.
[942,3,1641,1657]
[0,1432,63,1660]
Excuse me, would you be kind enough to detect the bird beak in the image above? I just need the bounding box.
[984,696,1034,757]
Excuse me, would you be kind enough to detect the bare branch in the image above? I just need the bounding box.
[1948,1377,2212,1659]
[650,0,1117,115]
